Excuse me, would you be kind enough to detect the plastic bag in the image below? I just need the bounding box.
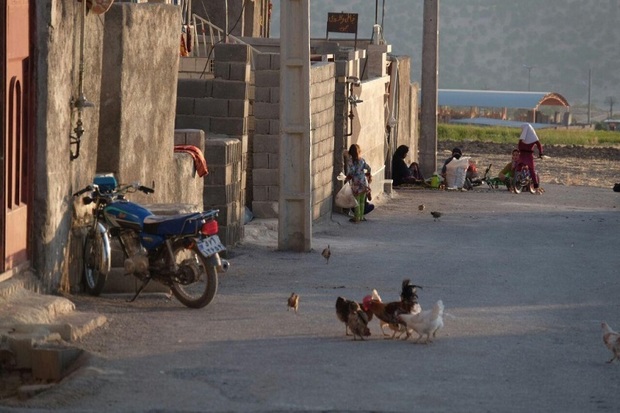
[335,182,358,209]
[445,156,470,189]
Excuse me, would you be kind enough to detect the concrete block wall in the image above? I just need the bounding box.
[252,52,280,218]
[310,62,336,221]
[175,44,252,246]
[203,137,244,247]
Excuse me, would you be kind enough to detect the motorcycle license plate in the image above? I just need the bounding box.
[197,235,226,256]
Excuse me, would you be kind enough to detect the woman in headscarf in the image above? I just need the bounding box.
[517,123,545,194]
[391,145,424,186]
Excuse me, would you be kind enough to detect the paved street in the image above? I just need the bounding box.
[2,184,620,412]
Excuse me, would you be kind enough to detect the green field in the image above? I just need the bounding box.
[438,124,620,147]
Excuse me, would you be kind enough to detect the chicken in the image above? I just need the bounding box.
[371,289,413,339]
[601,321,620,363]
[399,300,444,344]
[287,293,299,314]
[430,211,442,221]
[362,280,421,339]
[347,301,371,341]
[322,245,331,264]
[336,296,373,336]
[418,204,425,212]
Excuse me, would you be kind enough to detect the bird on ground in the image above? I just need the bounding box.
[399,300,444,344]
[347,301,371,341]
[322,245,331,264]
[362,280,421,339]
[418,204,425,212]
[336,296,373,336]
[430,211,442,221]
[601,321,620,363]
[287,293,299,314]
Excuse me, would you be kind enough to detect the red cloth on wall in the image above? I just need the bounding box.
[174,145,209,178]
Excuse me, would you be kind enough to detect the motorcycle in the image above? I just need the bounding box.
[73,173,229,309]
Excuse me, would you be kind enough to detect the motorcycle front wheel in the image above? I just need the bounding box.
[82,229,108,296]
[170,242,218,309]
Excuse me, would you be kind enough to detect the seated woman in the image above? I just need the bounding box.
[498,149,520,190]
[392,145,425,186]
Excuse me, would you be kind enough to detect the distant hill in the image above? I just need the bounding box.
[270,0,620,121]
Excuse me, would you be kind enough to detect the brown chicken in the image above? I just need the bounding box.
[347,301,371,341]
[336,296,373,336]
[362,280,421,338]
[287,293,299,314]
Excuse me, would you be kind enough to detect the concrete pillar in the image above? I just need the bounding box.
[419,0,439,177]
[279,0,312,252]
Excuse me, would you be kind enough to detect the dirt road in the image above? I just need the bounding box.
[3,182,619,412]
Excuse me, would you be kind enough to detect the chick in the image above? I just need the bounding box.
[287,293,299,314]
[602,321,620,363]
[418,204,425,212]
[430,211,442,221]
[322,245,331,264]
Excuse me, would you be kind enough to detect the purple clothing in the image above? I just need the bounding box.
[517,140,543,187]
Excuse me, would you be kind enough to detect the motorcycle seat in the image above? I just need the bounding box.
[142,212,204,235]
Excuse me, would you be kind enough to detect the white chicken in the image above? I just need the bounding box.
[601,321,620,363]
[398,300,444,344]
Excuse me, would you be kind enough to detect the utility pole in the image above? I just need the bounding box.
[523,64,535,91]
[587,68,591,125]
[419,0,439,178]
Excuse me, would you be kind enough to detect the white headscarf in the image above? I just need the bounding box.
[519,123,539,144]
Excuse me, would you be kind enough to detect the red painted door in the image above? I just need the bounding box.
[2,0,31,271]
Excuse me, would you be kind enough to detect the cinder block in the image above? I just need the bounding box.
[218,224,244,247]
[251,201,279,218]
[228,99,249,118]
[254,70,280,88]
[253,134,279,153]
[174,129,205,147]
[254,118,271,134]
[31,346,83,381]
[210,117,247,136]
[195,98,229,117]
[252,168,279,186]
[177,79,209,98]
[253,101,280,119]
[213,61,230,79]
[203,181,242,205]
[255,53,272,71]
[176,97,195,115]
[211,201,244,226]
[174,115,210,133]
[214,43,250,63]
[211,79,248,100]
[229,62,251,82]
[204,163,241,186]
[205,138,242,166]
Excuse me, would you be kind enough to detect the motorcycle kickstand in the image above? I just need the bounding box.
[128,277,152,302]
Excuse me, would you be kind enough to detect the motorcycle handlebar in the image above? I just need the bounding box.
[72,185,93,197]
[138,185,155,194]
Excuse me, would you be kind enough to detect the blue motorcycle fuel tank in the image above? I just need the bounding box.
[104,201,166,249]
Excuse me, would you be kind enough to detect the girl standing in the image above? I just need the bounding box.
[345,144,372,223]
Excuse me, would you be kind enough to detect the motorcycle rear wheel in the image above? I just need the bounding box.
[82,230,108,296]
[170,243,218,309]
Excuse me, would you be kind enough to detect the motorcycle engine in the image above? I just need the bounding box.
[119,230,149,275]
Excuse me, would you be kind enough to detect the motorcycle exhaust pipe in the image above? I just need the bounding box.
[218,259,230,273]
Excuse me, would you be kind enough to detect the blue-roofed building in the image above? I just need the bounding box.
[436,89,571,128]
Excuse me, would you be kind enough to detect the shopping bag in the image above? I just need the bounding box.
[335,182,358,209]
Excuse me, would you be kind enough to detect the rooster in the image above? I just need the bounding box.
[399,300,444,344]
[371,288,419,339]
[362,280,421,339]
[601,321,620,363]
[336,296,373,336]
[347,301,371,340]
